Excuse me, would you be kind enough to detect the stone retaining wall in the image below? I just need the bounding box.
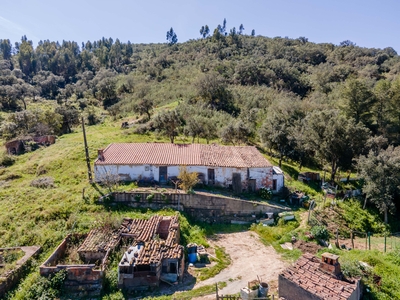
[111,191,289,223]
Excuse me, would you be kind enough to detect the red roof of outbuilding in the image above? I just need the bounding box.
[95,143,271,168]
[280,253,359,299]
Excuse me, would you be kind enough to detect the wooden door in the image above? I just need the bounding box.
[159,166,168,184]
[208,169,215,185]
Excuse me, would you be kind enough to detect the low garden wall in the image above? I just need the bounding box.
[111,191,290,223]
[0,246,41,298]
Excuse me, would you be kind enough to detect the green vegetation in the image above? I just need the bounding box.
[338,200,388,234]
[251,219,303,262]
[320,249,400,300]
[1,24,400,300]
[177,166,199,192]
[142,282,227,300]
[196,246,231,281]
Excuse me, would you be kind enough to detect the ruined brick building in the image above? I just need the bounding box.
[118,215,184,290]
[279,252,361,300]
[5,135,56,155]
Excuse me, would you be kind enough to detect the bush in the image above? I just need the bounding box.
[0,153,15,167]
[25,269,67,299]
[30,176,55,188]
[311,225,330,240]
[178,166,199,192]
[259,187,273,200]
[146,193,154,202]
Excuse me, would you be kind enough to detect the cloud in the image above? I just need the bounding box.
[0,15,38,41]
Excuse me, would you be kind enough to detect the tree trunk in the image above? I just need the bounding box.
[21,98,27,110]
[384,205,388,224]
[279,153,283,168]
[363,197,368,209]
[330,160,337,183]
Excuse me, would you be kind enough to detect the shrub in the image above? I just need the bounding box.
[178,166,199,192]
[0,153,15,167]
[30,176,55,188]
[311,225,330,240]
[259,187,273,200]
[25,269,67,299]
[146,193,154,202]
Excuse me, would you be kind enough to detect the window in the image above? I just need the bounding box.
[169,261,177,273]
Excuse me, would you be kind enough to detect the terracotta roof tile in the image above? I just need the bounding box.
[78,227,120,254]
[119,215,183,265]
[280,253,359,300]
[95,143,271,168]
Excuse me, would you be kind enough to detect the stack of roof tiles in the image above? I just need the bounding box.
[119,215,182,266]
[95,143,272,168]
[280,253,359,300]
[78,227,121,254]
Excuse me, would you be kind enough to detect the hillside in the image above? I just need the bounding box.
[1,33,400,299]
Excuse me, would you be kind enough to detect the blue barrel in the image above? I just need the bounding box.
[187,245,197,254]
[188,253,197,263]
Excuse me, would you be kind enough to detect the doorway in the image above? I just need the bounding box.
[159,166,168,184]
[208,169,215,185]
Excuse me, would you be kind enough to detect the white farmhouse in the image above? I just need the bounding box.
[94,143,284,192]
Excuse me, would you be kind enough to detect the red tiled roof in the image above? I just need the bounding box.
[95,143,271,168]
[119,215,183,265]
[280,253,359,299]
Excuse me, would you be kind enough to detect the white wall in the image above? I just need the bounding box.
[95,164,278,190]
[249,167,273,189]
[273,174,285,192]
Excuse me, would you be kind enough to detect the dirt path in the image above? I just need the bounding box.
[192,231,288,299]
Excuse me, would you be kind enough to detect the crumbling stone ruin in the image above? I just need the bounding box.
[5,135,56,155]
[118,215,184,290]
[0,246,41,298]
[40,227,120,297]
[40,214,183,295]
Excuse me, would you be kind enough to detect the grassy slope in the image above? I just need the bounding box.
[1,112,398,299]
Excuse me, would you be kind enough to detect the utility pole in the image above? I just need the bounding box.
[82,117,93,183]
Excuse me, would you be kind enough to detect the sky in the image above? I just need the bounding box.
[0,0,399,53]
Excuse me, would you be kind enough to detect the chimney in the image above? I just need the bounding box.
[319,252,342,278]
[98,149,105,161]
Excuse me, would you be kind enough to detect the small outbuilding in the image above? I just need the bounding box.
[279,252,361,300]
[94,143,284,193]
[118,215,184,290]
[5,135,56,155]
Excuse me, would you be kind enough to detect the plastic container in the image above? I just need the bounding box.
[188,253,197,263]
[258,282,269,297]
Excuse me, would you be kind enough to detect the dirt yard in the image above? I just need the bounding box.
[192,231,288,299]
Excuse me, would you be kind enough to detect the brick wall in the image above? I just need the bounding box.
[40,235,104,296]
[278,275,323,300]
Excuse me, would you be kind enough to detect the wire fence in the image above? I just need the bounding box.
[308,207,400,253]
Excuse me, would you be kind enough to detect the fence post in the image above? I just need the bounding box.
[365,232,367,250]
[216,283,218,299]
[351,230,354,250]
[368,232,371,250]
[384,234,387,252]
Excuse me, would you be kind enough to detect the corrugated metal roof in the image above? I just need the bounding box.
[95,143,271,168]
